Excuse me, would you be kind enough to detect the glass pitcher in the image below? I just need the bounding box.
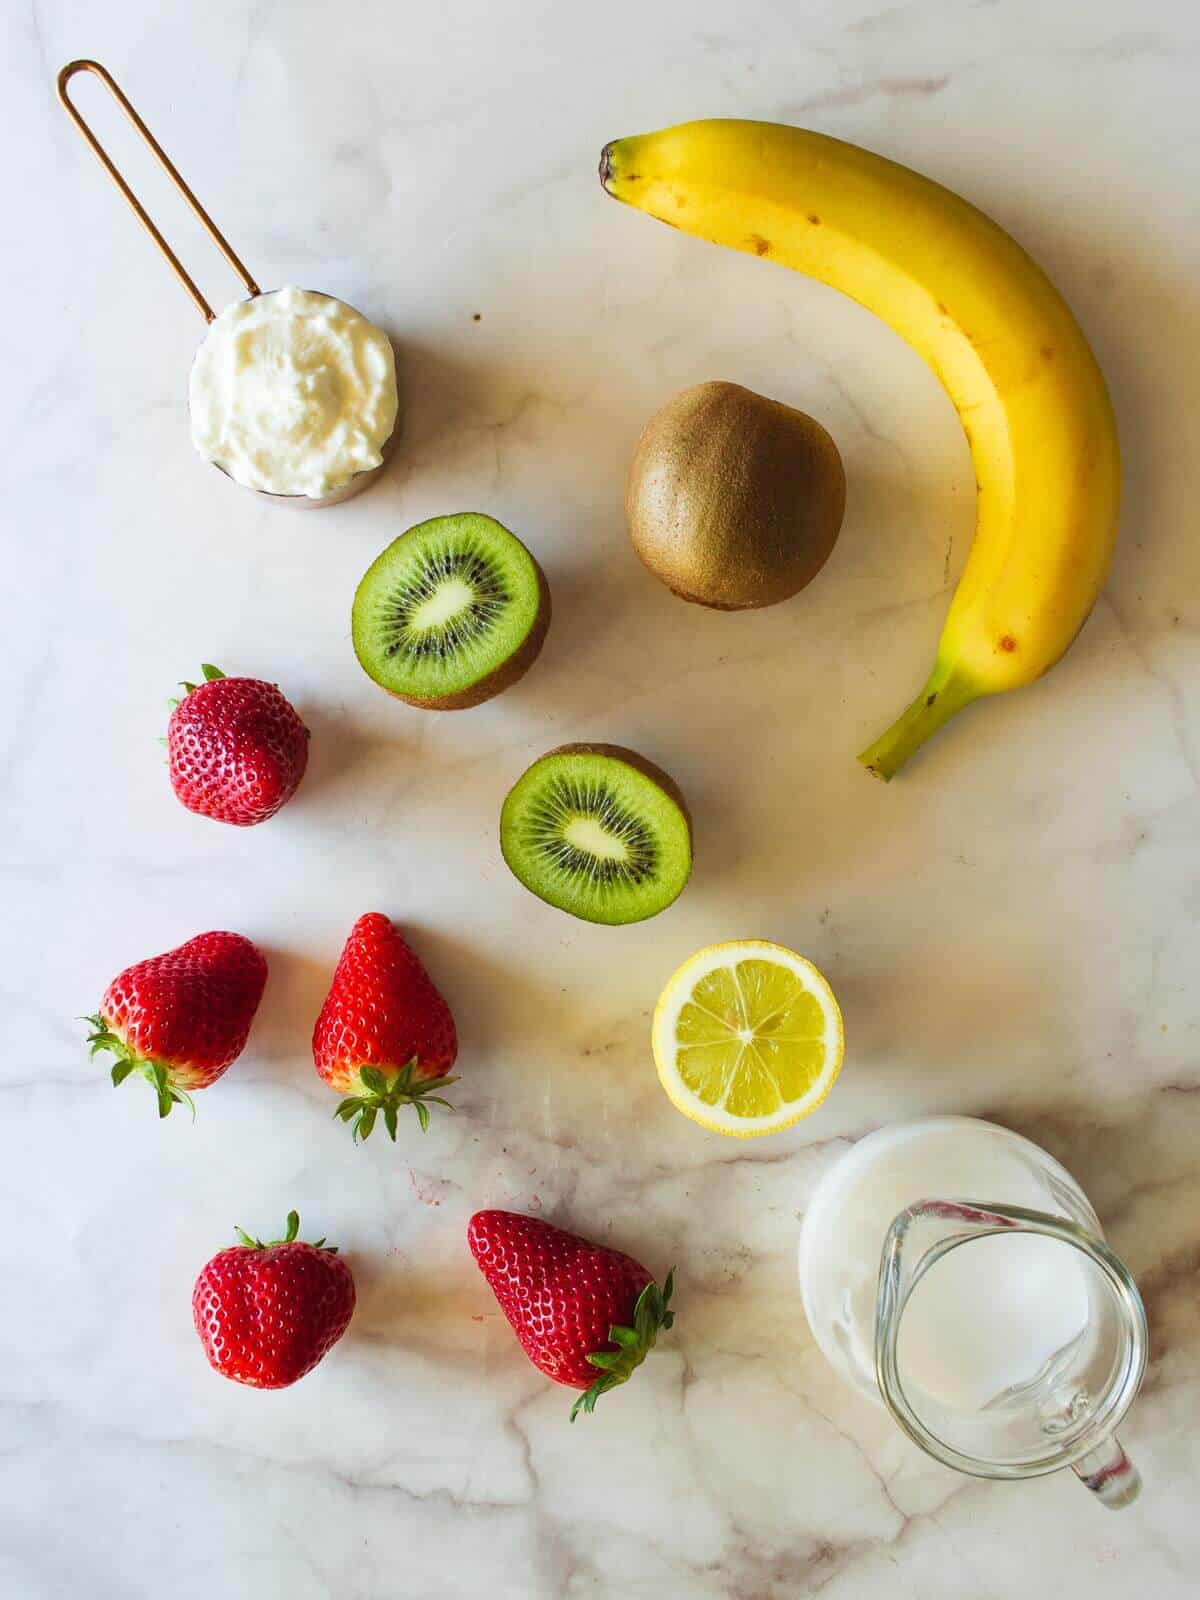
[798,1116,1148,1507]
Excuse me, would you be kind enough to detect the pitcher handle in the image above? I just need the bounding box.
[1073,1434,1142,1509]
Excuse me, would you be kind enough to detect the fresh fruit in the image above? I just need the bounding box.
[312,912,458,1139]
[85,931,268,1118]
[192,1210,356,1389]
[168,663,309,825]
[352,513,551,709]
[601,121,1120,776]
[626,381,844,609]
[652,940,843,1137]
[468,1209,676,1420]
[500,743,692,925]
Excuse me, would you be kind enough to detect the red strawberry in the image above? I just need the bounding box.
[168,664,309,826]
[193,1210,356,1389]
[313,912,457,1140]
[85,931,267,1117]
[468,1210,676,1420]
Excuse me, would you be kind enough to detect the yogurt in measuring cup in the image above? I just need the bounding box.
[189,287,398,499]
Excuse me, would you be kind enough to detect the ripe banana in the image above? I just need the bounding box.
[600,120,1120,778]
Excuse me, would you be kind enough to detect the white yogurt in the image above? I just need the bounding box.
[189,287,398,498]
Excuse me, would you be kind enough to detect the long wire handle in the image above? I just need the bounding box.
[56,59,260,323]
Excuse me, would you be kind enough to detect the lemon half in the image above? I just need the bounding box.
[653,941,844,1137]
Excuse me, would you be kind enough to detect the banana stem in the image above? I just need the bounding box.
[858,665,980,780]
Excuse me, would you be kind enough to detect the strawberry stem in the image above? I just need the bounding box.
[177,663,226,698]
[333,1059,458,1142]
[570,1269,677,1422]
[83,1016,196,1120]
[232,1211,339,1253]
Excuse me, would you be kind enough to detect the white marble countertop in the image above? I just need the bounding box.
[7,1,1200,1595]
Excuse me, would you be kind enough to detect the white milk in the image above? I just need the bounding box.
[897,1230,1090,1411]
[799,1117,1093,1407]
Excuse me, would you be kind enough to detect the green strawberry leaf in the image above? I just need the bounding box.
[585,1351,621,1372]
[85,1020,197,1119]
[201,664,226,682]
[570,1387,605,1421]
[232,1212,337,1252]
[150,1063,172,1119]
[332,1060,456,1145]
[569,1269,678,1423]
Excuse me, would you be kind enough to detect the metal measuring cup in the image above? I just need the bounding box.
[57,60,398,509]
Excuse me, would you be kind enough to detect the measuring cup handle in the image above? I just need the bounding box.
[56,59,260,322]
[1072,1434,1142,1509]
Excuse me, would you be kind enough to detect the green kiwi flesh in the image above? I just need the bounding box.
[352,513,550,708]
[500,744,693,925]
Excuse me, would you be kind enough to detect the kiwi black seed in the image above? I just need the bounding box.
[500,744,693,925]
[352,513,550,708]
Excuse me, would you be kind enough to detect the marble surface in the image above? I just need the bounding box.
[6,0,1200,1594]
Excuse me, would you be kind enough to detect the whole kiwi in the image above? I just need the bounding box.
[626,381,845,610]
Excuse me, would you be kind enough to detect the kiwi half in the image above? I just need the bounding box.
[500,744,693,925]
[352,513,550,708]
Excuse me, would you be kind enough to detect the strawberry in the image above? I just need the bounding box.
[193,1210,356,1389]
[168,664,309,827]
[468,1210,676,1420]
[313,912,457,1140]
[85,931,267,1117]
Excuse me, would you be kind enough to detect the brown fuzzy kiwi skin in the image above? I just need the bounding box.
[626,381,846,611]
[386,557,552,710]
[539,743,694,858]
